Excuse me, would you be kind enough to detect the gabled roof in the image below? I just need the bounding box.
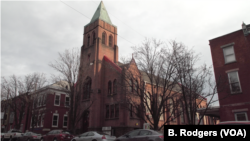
[103,56,122,73]
[86,1,113,26]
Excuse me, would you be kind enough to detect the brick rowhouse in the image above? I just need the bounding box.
[209,22,250,121]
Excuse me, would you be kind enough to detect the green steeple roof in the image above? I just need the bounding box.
[88,1,112,25]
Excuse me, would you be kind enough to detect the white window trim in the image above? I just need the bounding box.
[65,96,70,107]
[234,112,248,121]
[227,71,242,94]
[52,113,59,127]
[63,114,68,128]
[222,45,236,64]
[54,94,60,106]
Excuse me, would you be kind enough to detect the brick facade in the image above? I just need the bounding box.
[209,23,250,121]
[1,83,70,134]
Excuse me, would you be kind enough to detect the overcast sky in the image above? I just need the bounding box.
[2,0,250,106]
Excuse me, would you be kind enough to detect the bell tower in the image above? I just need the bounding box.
[81,1,118,69]
[78,1,119,130]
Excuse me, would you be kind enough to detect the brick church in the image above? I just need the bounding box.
[76,1,143,136]
[76,1,209,137]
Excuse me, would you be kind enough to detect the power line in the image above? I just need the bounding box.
[118,35,137,46]
[91,1,145,39]
[60,0,137,46]
[60,0,90,20]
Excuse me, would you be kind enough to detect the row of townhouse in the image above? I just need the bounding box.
[1,81,70,134]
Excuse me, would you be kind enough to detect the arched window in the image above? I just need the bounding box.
[109,35,113,47]
[135,80,138,93]
[102,32,106,44]
[87,35,90,46]
[83,77,92,99]
[113,79,117,94]
[129,79,133,92]
[108,81,112,95]
[92,32,95,44]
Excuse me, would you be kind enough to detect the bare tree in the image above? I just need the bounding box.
[170,40,228,125]
[1,73,47,131]
[119,38,228,129]
[49,47,93,134]
[30,95,52,132]
[118,38,182,130]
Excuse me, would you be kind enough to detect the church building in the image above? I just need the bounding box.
[77,1,142,136]
[76,1,210,137]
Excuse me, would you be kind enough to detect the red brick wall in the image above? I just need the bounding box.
[209,29,250,121]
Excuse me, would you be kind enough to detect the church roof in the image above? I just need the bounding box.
[86,1,113,26]
[103,56,122,73]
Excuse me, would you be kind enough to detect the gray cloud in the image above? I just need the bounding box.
[2,1,250,106]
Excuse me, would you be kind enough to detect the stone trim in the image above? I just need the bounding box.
[232,108,248,113]
[220,42,235,48]
[225,68,239,73]
[221,102,250,107]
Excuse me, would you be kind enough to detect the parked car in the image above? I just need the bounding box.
[41,130,74,141]
[3,129,23,141]
[71,131,116,141]
[217,121,250,125]
[18,132,42,141]
[115,129,164,141]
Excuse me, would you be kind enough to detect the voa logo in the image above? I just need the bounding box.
[221,129,244,138]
